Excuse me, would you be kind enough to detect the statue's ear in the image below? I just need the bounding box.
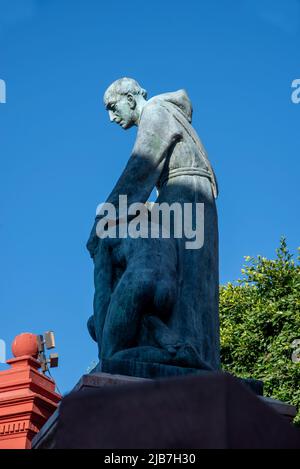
[127,93,136,110]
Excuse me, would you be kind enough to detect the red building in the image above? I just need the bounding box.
[0,333,61,449]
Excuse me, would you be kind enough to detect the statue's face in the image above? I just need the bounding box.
[106,94,135,129]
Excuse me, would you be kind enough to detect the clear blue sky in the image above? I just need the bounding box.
[0,0,299,393]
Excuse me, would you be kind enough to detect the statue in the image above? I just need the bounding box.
[87,78,220,377]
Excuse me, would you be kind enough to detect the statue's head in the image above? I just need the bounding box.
[103,77,147,129]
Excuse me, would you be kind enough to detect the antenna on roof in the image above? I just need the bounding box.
[37,331,59,374]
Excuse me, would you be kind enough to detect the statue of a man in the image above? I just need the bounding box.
[87,78,220,375]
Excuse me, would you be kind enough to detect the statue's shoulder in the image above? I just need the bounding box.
[138,97,171,130]
[143,90,193,124]
[142,96,167,115]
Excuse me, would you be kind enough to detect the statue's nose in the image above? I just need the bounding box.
[108,110,115,122]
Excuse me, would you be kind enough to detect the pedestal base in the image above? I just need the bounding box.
[56,372,300,448]
[32,371,299,449]
[92,358,264,395]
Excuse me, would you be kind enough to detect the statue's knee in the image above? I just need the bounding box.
[87,315,97,342]
[129,272,175,318]
[154,281,176,318]
[136,275,157,304]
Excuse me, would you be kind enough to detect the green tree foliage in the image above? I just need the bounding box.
[220,238,300,424]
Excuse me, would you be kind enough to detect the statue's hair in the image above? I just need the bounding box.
[104,77,147,105]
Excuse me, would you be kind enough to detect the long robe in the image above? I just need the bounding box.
[87,89,220,370]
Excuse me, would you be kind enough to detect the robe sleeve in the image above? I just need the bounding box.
[87,102,181,258]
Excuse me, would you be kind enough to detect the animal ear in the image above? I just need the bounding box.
[127,93,136,110]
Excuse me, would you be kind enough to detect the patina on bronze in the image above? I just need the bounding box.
[87,78,220,377]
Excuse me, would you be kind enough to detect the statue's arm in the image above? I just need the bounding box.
[87,104,180,258]
[106,104,180,207]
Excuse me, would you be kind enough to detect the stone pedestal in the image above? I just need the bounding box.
[32,371,299,449]
[32,372,147,448]
[73,371,149,391]
[93,358,264,394]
